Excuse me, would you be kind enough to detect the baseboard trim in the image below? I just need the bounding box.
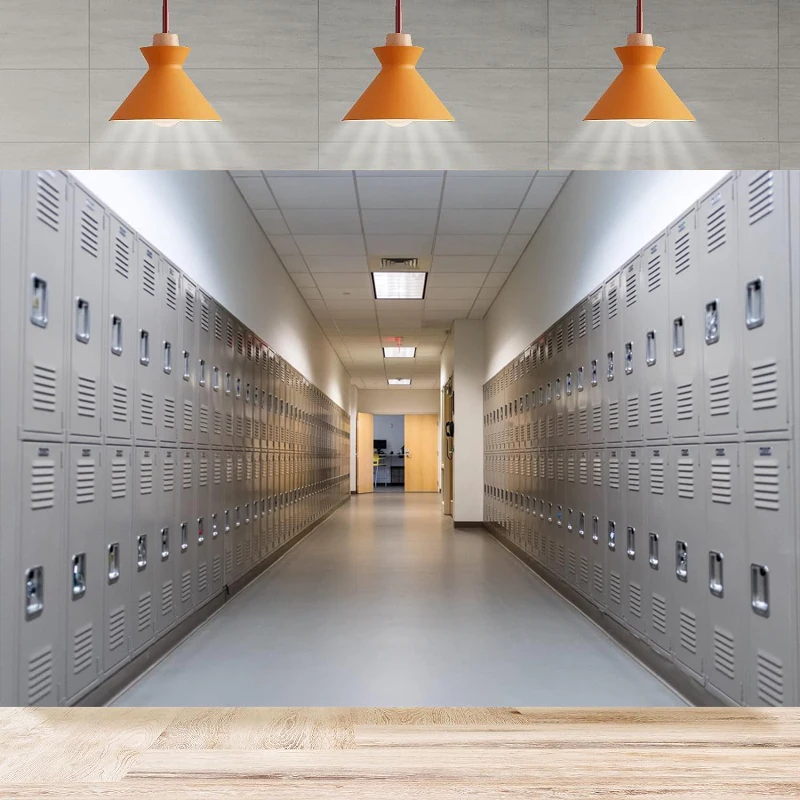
[454,521,485,528]
[77,496,350,708]
[483,524,729,709]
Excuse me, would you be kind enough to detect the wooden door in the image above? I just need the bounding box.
[404,414,438,492]
[356,412,374,493]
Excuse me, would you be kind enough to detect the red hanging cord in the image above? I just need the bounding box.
[395,0,402,34]
[163,0,169,33]
[636,0,643,33]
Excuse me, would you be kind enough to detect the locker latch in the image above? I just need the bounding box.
[646,331,657,366]
[161,527,170,560]
[675,541,688,581]
[107,543,120,583]
[180,522,188,552]
[245,503,251,524]
[592,515,599,543]
[555,378,562,400]
[578,511,585,537]
[137,534,148,570]
[212,366,220,391]
[750,564,770,617]
[607,521,616,551]
[745,278,765,330]
[566,507,573,532]
[71,553,87,599]
[556,504,562,527]
[648,533,659,569]
[224,509,231,533]
[709,551,724,597]
[235,506,241,528]
[261,498,267,517]
[577,367,584,392]
[566,372,572,396]
[197,517,205,545]
[183,351,191,381]
[547,502,553,523]
[539,500,545,519]
[139,330,150,366]
[30,275,49,328]
[704,300,720,345]
[626,526,636,559]
[624,343,633,375]
[24,566,44,618]
[672,317,685,356]
[75,298,91,344]
[198,360,207,387]
[111,316,123,356]
[591,360,598,387]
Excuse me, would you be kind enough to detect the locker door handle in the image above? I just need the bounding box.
[648,533,659,569]
[626,526,636,559]
[624,343,633,375]
[672,317,685,356]
[577,366,584,391]
[745,277,765,329]
[646,331,657,366]
[183,351,191,381]
[607,521,616,551]
[750,564,770,617]
[606,352,615,381]
[590,361,598,387]
[71,553,87,599]
[709,551,724,597]
[198,360,206,387]
[161,527,170,560]
[704,300,720,345]
[675,540,688,582]
[197,517,205,545]
[139,330,150,366]
[30,275,49,328]
[578,511,585,537]
[137,534,148,570]
[107,543,120,583]
[592,515,599,543]
[180,522,188,552]
[111,316,123,355]
[25,566,44,617]
[75,298,91,344]
[565,373,572,396]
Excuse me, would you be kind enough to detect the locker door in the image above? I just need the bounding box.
[575,448,591,598]
[261,345,270,450]
[155,447,177,634]
[621,257,643,443]
[68,187,107,439]
[645,446,671,655]
[699,176,740,437]
[66,443,105,700]
[222,314,235,448]
[641,234,669,441]
[179,275,197,445]
[233,450,245,576]
[210,304,225,447]
[704,442,745,703]
[589,448,606,607]
[195,449,210,605]
[604,273,622,443]
[575,300,590,446]
[103,445,132,674]
[233,324,245,448]
[267,451,275,553]
[175,448,196,619]
[564,312,577,447]
[623,447,645,636]
[588,289,604,445]
[160,260,180,445]
[745,441,797,707]
[105,219,136,441]
[668,443,707,679]
[564,449,578,585]
[22,171,68,437]
[244,332,255,450]
[738,171,792,435]
[260,449,268,560]
[134,240,160,443]
[209,449,225,597]
[553,450,566,574]
[223,449,234,581]
[605,447,625,622]
[668,210,701,439]
[267,350,276,451]
[243,450,253,569]
[544,331,555,446]
[131,447,156,652]
[196,291,212,446]
[253,449,262,563]
[554,322,566,448]
[18,442,66,705]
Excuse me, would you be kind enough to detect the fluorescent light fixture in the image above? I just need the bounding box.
[388,378,412,385]
[383,346,416,358]
[372,271,428,299]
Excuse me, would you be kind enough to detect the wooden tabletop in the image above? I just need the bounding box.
[1,707,799,798]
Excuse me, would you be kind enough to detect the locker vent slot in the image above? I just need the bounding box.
[676,383,693,421]
[140,391,155,427]
[114,234,131,278]
[163,459,175,492]
[137,592,152,631]
[198,562,208,594]
[72,623,94,675]
[652,594,667,634]
[566,317,575,347]
[579,457,588,484]
[647,253,662,292]
[199,457,208,487]
[556,327,564,353]
[183,401,193,432]
[139,459,153,495]
[31,458,56,510]
[227,321,234,349]
[166,273,178,310]
[184,288,195,322]
[36,173,61,232]
[649,390,664,425]
[112,385,128,422]
[751,361,778,410]
[679,607,698,654]
[141,256,156,296]
[182,458,192,490]
[592,299,601,329]
[213,458,222,484]
[181,570,191,604]
[650,458,665,495]
[568,549,576,575]
[226,458,233,483]
[199,405,209,434]
[161,581,174,617]
[236,416,244,438]
[225,549,233,575]
[200,301,210,332]
[629,582,642,618]
[677,458,695,499]
[757,650,784,706]
[108,606,126,652]
[713,626,736,680]
[627,458,640,491]
[607,285,618,318]
[593,564,604,595]
[75,458,96,503]
[76,376,97,418]
[213,555,222,585]
[110,458,127,499]
[625,270,637,306]
[580,557,589,585]
[27,646,53,704]
[567,456,575,483]
[578,308,587,338]
[753,459,779,511]
[558,544,565,569]
[706,203,726,254]
[237,330,244,354]
[32,364,57,412]
[547,456,555,481]
[609,572,622,605]
[555,415,564,439]
[708,374,731,416]
[626,396,639,429]
[214,312,223,340]
[80,209,100,258]
[674,230,691,275]
[608,458,620,490]
[225,414,233,437]
[592,407,602,433]
[608,401,619,431]
[710,458,732,504]
[748,171,774,226]
[213,411,222,436]
[593,457,602,487]
[163,397,175,429]
[578,408,588,434]
[236,542,243,567]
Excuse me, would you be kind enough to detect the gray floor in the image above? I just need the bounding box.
[113,494,685,707]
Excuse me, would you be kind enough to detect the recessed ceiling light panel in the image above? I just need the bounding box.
[383,346,416,358]
[372,271,428,299]
[388,378,412,385]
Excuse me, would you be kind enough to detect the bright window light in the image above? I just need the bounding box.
[383,346,416,358]
[372,271,428,299]
[388,378,412,385]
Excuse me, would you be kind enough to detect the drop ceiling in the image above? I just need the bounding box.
[231,170,569,389]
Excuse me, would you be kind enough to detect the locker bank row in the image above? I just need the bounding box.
[483,170,799,707]
[0,171,351,707]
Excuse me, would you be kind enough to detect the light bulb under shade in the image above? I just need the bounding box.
[625,119,654,128]
[385,119,413,128]
[152,120,180,128]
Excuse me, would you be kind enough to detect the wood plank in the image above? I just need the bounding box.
[356,412,374,494]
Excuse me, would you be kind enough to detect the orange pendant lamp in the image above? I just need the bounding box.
[343,0,453,127]
[584,0,694,126]
[111,0,220,126]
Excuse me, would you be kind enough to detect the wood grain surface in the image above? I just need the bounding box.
[1,707,799,798]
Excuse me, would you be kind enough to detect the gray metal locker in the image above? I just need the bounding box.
[223,449,235,580]
[644,445,671,655]
[564,449,578,585]
[563,311,577,447]
[620,256,643,443]
[210,304,225,447]
[605,447,625,623]
[131,447,156,652]
[65,443,105,701]
[667,209,701,440]
[105,218,136,442]
[243,450,254,569]
[196,448,210,606]
[699,176,740,438]
[738,171,792,435]
[260,344,270,450]
[134,239,160,443]
[244,332,255,450]
[103,445,132,674]
[588,448,606,607]
[209,450,225,596]
[623,447,645,636]
[222,314,235,447]
[553,321,566,448]
[155,447,177,634]
[267,450,275,554]
[175,448,196,619]
[604,273,622,444]
[703,442,745,704]
[575,300,589,446]
[22,171,68,437]
[745,441,798,706]
[180,275,197,445]
[253,448,262,562]
[234,324,246,448]
[588,288,604,446]
[232,450,245,575]
[68,187,107,440]
[160,260,180,445]
[196,290,212,447]
[18,441,66,705]
[668,443,707,679]
[575,448,591,598]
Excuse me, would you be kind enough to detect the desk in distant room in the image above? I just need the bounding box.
[374,453,405,486]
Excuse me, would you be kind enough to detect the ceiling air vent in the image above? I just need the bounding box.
[379,257,419,271]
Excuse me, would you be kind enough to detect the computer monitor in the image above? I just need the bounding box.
[373,439,387,452]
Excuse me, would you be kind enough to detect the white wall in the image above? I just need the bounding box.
[71,170,350,408]
[373,415,405,454]
[484,170,731,381]
[349,385,358,492]
[357,390,440,415]
[452,320,485,522]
